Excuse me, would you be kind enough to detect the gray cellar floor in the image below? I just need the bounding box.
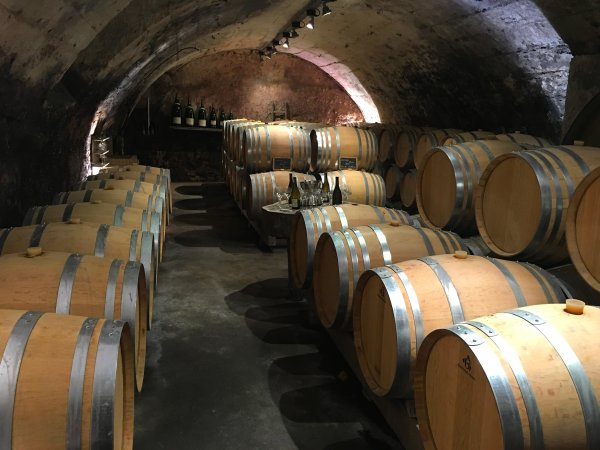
[133,182,404,450]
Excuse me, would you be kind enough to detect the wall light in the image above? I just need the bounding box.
[322,1,336,16]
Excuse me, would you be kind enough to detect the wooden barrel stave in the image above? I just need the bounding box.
[322,170,387,206]
[352,253,567,398]
[0,310,134,450]
[414,128,464,170]
[0,251,147,391]
[385,165,403,201]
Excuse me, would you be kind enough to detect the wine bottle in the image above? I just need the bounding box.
[227,111,234,120]
[219,108,226,127]
[197,100,207,127]
[321,171,330,203]
[286,172,293,196]
[332,176,343,205]
[184,97,195,126]
[290,177,301,209]
[171,95,182,125]
[210,106,217,128]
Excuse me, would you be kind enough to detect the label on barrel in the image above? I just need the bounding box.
[339,157,357,170]
[273,158,292,171]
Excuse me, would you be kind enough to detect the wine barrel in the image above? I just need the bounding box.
[394,126,431,169]
[102,164,170,181]
[353,253,568,398]
[323,170,386,206]
[496,131,552,147]
[241,124,311,173]
[385,165,403,201]
[415,302,600,450]
[313,223,465,329]
[566,167,600,291]
[371,160,387,178]
[378,125,404,162]
[400,169,417,210]
[53,188,166,228]
[289,204,418,289]
[0,251,147,391]
[475,145,600,266]
[23,202,164,262]
[107,155,139,165]
[414,128,464,169]
[417,140,523,236]
[245,171,316,220]
[231,121,263,163]
[235,166,248,208]
[76,178,167,210]
[0,310,134,450]
[0,221,157,325]
[88,171,172,214]
[310,126,377,172]
[439,130,495,145]
[223,118,253,155]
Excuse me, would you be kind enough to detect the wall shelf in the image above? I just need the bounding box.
[169,125,223,133]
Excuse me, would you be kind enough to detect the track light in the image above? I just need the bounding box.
[306,9,320,29]
[282,37,289,49]
[322,2,333,16]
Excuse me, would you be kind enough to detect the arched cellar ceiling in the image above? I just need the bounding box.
[2,0,600,138]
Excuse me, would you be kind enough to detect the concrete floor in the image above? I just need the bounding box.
[134,182,403,450]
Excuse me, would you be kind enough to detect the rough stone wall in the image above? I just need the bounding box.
[121,51,362,180]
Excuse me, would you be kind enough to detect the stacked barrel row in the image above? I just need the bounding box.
[0,162,170,449]
[221,119,387,223]
[292,125,600,448]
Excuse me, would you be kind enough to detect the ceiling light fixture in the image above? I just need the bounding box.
[305,9,320,30]
[322,1,335,16]
[282,37,289,49]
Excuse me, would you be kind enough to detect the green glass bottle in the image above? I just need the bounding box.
[290,177,301,209]
[321,171,330,203]
[227,111,234,120]
[210,106,217,128]
[184,97,195,126]
[197,100,207,127]
[219,108,226,127]
[171,95,182,125]
[332,176,343,205]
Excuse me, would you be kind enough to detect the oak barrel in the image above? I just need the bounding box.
[23,202,164,261]
[377,125,404,162]
[353,253,568,398]
[241,124,311,173]
[414,128,464,169]
[394,126,431,169]
[245,171,316,220]
[53,188,166,228]
[417,140,523,236]
[0,310,134,450]
[384,165,403,201]
[310,126,377,172]
[322,170,386,206]
[76,178,167,212]
[414,302,600,450]
[232,121,263,162]
[439,130,495,145]
[495,132,552,147]
[475,145,600,266]
[399,169,417,210]
[289,204,417,289]
[313,224,465,329]
[0,251,147,391]
[566,167,600,292]
[0,222,157,325]
[87,171,172,215]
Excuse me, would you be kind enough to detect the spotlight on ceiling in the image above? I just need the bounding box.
[282,37,289,49]
[322,1,335,16]
[306,9,320,30]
